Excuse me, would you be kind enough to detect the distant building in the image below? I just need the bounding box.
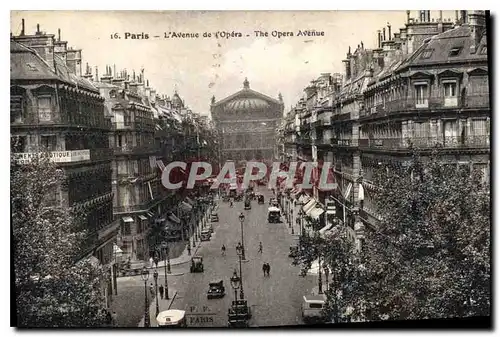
[11,23,119,308]
[211,78,284,162]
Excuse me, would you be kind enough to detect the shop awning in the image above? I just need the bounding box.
[309,207,325,220]
[358,183,365,201]
[299,194,311,205]
[168,213,181,224]
[122,216,134,223]
[138,215,148,221]
[179,201,193,212]
[303,199,316,214]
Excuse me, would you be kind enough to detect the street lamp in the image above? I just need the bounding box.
[161,242,170,299]
[153,269,160,318]
[140,267,150,328]
[238,212,246,260]
[236,243,245,299]
[229,269,241,305]
[323,264,330,292]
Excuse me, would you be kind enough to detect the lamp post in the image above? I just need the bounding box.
[324,264,330,292]
[290,198,295,235]
[161,242,170,299]
[140,267,150,328]
[229,269,241,305]
[153,269,160,318]
[236,243,245,299]
[238,213,246,260]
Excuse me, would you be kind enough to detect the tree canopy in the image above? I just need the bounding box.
[12,156,108,327]
[293,151,490,322]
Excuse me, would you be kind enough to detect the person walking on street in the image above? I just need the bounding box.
[267,263,271,276]
[150,283,155,297]
[159,284,164,300]
[258,242,263,254]
[221,244,226,256]
[262,263,267,276]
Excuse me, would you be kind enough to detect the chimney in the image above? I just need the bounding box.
[426,10,431,22]
[58,28,61,41]
[36,24,40,35]
[469,11,486,52]
[406,10,411,23]
[383,27,386,41]
[21,19,25,36]
[461,10,468,24]
[377,30,381,48]
[455,10,460,24]
[387,23,392,40]
[113,64,116,78]
[95,66,99,82]
[146,79,149,87]
[66,48,82,76]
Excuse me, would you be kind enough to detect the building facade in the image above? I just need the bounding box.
[280,10,490,251]
[211,78,284,162]
[11,25,119,307]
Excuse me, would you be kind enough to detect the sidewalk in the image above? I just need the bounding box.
[137,288,178,327]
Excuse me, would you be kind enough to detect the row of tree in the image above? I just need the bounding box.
[293,151,490,322]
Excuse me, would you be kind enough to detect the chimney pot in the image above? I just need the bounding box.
[58,28,61,41]
[383,27,386,41]
[21,19,25,36]
[387,23,392,40]
[36,23,40,34]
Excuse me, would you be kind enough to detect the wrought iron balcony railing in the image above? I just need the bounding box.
[358,136,489,150]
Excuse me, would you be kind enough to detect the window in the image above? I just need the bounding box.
[449,47,462,57]
[121,223,131,235]
[40,135,57,151]
[421,49,434,59]
[37,96,52,121]
[444,82,457,97]
[11,95,24,122]
[309,303,323,309]
[415,84,428,107]
[480,46,487,55]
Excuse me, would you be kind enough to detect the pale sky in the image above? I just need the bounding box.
[11,10,456,115]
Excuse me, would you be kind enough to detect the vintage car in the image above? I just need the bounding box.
[200,229,212,241]
[156,309,187,327]
[301,294,327,323]
[244,198,251,210]
[207,280,225,299]
[267,207,281,223]
[190,256,204,273]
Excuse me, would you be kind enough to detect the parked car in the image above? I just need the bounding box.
[301,294,327,323]
[201,229,211,241]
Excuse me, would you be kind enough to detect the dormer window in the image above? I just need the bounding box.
[480,46,487,55]
[449,47,462,57]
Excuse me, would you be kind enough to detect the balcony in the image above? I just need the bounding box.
[330,112,354,124]
[13,149,91,164]
[361,94,490,119]
[113,143,158,155]
[112,121,155,131]
[358,136,489,151]
[330,138,355,147]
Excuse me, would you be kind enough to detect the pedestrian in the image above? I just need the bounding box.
[159,284,164,300]
[221,244,226,256]
[267,263,271,276]
[104,309,112,326]
[149,256,154,268]
[111,311,118,327]
[154,257,159,268]
[150,283,155,296]
[230,200,234,207]
[262,263,267,276]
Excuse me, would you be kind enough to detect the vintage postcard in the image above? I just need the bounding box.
[10,10,490,328]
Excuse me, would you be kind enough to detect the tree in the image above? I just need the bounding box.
[292,226,363,323]
[359,151,490,320]
[12,156,108,327]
